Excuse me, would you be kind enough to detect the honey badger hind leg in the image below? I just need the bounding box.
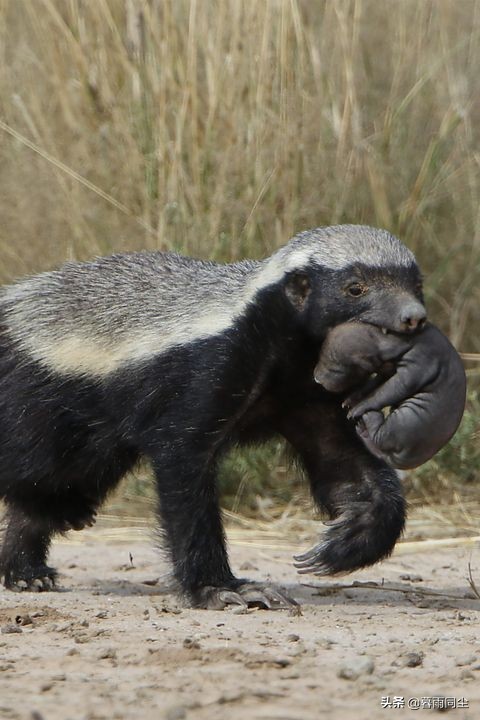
[0,506,58,591]
[0,452,138,592]
[277,399,406,576]
[1,494,111,591]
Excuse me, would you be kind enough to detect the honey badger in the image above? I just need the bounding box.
[0,225,426,608]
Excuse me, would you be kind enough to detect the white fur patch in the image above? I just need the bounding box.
[29,317,235,377]
[276,225,416,272]
[2,225,417,378]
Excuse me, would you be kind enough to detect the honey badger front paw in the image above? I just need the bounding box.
[294,501,403,576]
[192,581,298,610]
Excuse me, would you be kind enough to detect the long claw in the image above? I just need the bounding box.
[296,563,330,576]
[294,539,336,575]
[196,582,297,610]
[217,590,248,608]
[294,543,324,564]
[237,583,297,609]
[293,548,316,562]
[264,587,298,608]
[200,588,246,610]
[294,554,318,567]
[348,405,364,421]
[239,589,275,608]
[295,549,335,577]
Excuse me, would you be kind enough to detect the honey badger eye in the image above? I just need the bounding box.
[346,283,367,297]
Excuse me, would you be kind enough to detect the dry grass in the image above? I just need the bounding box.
[0,0,478,348]
[0,0,478,503]
[60,498,480,548]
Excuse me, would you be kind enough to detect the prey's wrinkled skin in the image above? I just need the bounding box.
[314,322,466,469]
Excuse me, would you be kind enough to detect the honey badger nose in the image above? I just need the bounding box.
[400,301,426,331]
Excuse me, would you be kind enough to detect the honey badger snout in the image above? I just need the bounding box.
[360,292,426,334]
[399,300,426,332]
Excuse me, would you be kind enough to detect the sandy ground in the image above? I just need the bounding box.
[0,525,479,720]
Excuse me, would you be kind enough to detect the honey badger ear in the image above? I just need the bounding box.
[284,271,312,310]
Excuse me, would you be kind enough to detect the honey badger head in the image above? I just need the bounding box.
[273,225,426,339]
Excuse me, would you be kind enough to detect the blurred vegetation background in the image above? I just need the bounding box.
[0,0,478,511]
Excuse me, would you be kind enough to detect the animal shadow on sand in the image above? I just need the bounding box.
[68,575,480,613]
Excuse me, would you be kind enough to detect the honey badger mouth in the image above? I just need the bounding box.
[359,321,426,337]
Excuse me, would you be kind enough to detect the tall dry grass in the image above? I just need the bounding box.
[0,0,478,501]
[0,0,478,350]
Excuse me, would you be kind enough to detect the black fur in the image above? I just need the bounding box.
[0,257,423,603]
